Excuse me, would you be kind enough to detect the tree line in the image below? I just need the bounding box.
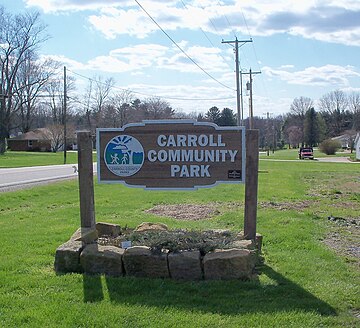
[1,6,359,154]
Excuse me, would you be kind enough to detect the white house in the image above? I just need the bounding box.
[332,134,351,149]
[355,133,360,160]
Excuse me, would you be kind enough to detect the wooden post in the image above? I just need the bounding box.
[244,129,259,240]
[77,131,95,229]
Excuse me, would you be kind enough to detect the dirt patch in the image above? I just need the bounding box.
[322,216,360,268]
[259,200,315,211]
[306,173,360,199]
[303,172,360,269]
[145,203,221,220]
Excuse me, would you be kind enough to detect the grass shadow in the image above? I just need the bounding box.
[83,274,104,303]
[90,264,337,316]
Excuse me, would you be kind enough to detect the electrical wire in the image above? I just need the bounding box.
[134,0,235,92]
[240,9,269,99]
[67,69,235,102]
[179,0,234,72]
[215,0,237,37]
[241,10,261,74]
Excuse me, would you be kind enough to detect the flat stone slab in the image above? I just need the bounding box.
[96,222,121,237]
[54,240,84,273]
[123,246,169,278]
[256,233,263,252]
[80,244,124,276]
[71,227,98,244]
[135,222,168,232]
[168,250,202,280]
[203,248,255,280]
[231,239,254,250]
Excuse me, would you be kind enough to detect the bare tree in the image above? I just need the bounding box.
[0,7,49,153]
[13,54,59,132]
[81,76,115,131]
[319,90,349,136]
[143,97,174,120]
[42,123,76,152]
[286,125,303,148]
[82,79,93,129]
[290,96,314,117]
[44,79,63,125]
[43,71,76,124]
[92,76,115,128]
[108,90,134,127]
[289,96,313,145]
[348,92,360,131]
[43,124,64,152]
[342,129,358,153]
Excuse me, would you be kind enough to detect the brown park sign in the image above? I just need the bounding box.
[97,120,245,190]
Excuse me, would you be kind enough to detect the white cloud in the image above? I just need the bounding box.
[158,45,229,74]
[88,8,157,39]
[252,94,294,117]
[25,0,132,13]
[26,0,360,46]
[262,64,360,87]
[42,54,86,70]
[44,43,229,78]
[121,82,236,114]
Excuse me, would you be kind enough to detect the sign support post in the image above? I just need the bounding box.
[77,131,96,230]
[244,129,259,240]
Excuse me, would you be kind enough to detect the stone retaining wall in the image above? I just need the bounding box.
[54,223,262,281]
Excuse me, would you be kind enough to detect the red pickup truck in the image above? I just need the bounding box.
[299,147,314,160]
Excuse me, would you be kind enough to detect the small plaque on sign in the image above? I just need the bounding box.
[228,170,242,179]
[121,241,132,249]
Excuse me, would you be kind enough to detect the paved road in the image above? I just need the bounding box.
[315,157,357,163]
[0,164,97,192]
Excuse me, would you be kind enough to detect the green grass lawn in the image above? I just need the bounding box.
[260,148,355,161]
[0,148,355,169]
[0,160,359,327]
[0,151,97,168]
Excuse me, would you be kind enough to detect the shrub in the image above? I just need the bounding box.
[319,139,341,155]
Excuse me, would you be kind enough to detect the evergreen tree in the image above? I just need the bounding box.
[304,108,320,147]
[218,108,237,126]
[317,113,327,143]
[205,106,221,124]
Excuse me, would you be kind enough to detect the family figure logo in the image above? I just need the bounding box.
[104,135,144,177]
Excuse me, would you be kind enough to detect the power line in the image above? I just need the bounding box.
[241,11,262,73]
[240,9,269,98]
[134,0,235,91]
[67,69,235,102]
[179,0,233,71]
[191,2,239,74]
[216,0,237,37]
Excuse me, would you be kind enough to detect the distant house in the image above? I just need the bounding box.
[7,128,52,152]
[331,134,351,149]
[356,133,360,160]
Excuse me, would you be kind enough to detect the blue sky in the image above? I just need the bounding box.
[4,0,360,117]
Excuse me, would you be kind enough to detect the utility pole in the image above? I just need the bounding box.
[63,66,67,164]
[263,111,273,156]
[249,69,254,128]
[222,37,252,126]
[240,71,243,125]
[243,69,261,129]
[0,84,9,155]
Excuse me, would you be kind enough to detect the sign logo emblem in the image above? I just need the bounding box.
[104,135,144,177]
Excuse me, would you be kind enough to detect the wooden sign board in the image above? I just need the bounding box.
[97,120,245,190]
